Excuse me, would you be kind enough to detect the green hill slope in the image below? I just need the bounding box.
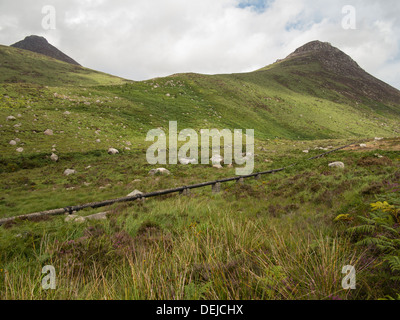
[0,44,127,86]
[1,40,400,159]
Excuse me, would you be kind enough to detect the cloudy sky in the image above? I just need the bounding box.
[1,0,399,89]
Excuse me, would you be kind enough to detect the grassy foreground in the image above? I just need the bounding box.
[1,138,399,300]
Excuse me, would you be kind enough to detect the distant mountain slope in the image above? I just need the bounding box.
[0,44,128,86]
[11,35,81,66]
[0,39,400,159]
[268,40,400,105]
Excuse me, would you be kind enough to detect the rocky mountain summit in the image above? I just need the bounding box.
[285,40,361,75]
[279,40,400,104]
[11,35,80,66]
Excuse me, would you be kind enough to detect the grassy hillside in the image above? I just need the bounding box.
[0,43,399,300]
[0,45,127,86]
[1,44,400,161]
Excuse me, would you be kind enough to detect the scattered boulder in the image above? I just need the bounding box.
[303,150,309,153]
[44,129,53,136]
[360,144,367,148]
[9,140,17,146]
[63,111,71,115]
[108,148,119,155]
[149,168,171,176]
[210,154,223,164]
[179,157,196,165]
[127,189,144,202]
[65,215,79,222]
[329,161,345,169]
[375,137,383,141]
[85,212,108,221]
[242,152,254,161]
[6,116,16,121]
[127,189,143,197]
[65,215,86,223]
[50,153,59,162]
[16,147,24,153]
[64,169,76,176]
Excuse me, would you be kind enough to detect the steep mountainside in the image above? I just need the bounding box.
[271,40,400,105]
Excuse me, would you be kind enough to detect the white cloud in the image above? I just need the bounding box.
[0,0,399,89]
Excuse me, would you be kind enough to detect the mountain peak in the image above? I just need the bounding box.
[11,35,80,66]
[271,40,400,104]
[21,35,49,44]
[292,40,336,54]
[282,40,362,76]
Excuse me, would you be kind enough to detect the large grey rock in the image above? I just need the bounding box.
[179,157,196,165]
[65,215,85,223]
[210,154,223,164]
[127,189,145,202]
[127,189,143,197]
[85,212,108,221]
[149,168,171,176]
[108,148,119,155]
[7,116,16,121]
[50,153,59,162]
[328,161,345,169]
[64,169,76,176]
[44,129,53,136]
[65,214,78,222]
